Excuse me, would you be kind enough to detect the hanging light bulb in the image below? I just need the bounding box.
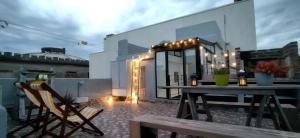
[211,64,215,68]
[164,43,168,47]
[214,54,217,58]
[205,52,209,57]
[221,63,225,67]
[232,62,236,67]
[199,46,203,50]
[231,52,236,56]
[224,53,228,57]
[172,42,176,46]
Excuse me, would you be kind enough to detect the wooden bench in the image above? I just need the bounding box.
[129,115,300,138]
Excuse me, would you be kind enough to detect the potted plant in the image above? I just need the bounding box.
[214,68,229,86]
[64,92,76,105]
[255,60,288,86]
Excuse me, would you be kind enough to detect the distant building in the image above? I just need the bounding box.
[0,47,89,78]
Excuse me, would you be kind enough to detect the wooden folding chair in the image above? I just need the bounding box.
[30,81,104,138]
[7,82,57,138]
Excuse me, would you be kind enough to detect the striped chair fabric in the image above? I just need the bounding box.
[39,90,100,123]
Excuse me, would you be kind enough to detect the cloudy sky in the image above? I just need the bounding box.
[0,0,299,59]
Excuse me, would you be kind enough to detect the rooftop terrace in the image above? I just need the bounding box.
[8,101,280,138]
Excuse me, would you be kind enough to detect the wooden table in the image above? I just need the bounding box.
[160,85,300,132]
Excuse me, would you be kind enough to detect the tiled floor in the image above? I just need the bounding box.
[8,101,275,138]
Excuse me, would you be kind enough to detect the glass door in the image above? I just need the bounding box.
[155,48,198,99]
[155,52,167,98]
[167,51,184,99]
[184,48,197,85]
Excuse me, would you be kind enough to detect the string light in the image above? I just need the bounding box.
[199,46,203,50]
[213,54,217,58]
[205,52,209,57]
[211,64,215,68]
[231,52,235,56]
[232,62,236,67]
[221,64,225,67]
[224,53,228,57]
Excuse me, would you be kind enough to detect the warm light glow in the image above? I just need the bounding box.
[221,64,225,67]
[199,46,203,50]
[145,55,149,59]
[183,40,188,46]
[175,42,180,47]
[164,43,168,46]
[239,78,247,86]
[179,40,184,44]
[188,38,193,42]
[139,56,143,61]
[213,54,217,58]
[211,64,215,68]
[205,53,209,57]
[191,79,197,86]
[132,93,138,104]
[232,62,236,67]
[108,96,113,103]
[148,49,152,54]
[231,52,235,56]
[224,53,228,57]
[151,45,155,48]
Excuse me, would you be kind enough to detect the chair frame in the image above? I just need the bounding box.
[7,82,57,138]
[37,82,104,138]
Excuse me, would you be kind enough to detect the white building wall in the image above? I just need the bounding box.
[89,51,117,79]
[90,0,256,79]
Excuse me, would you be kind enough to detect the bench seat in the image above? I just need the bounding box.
[130,115,300,138]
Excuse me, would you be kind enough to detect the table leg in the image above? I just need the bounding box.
[171,93,187,138]
[267,102,281,130]
[246,95,256,126]
[255,95,268,128]
[272,95,293,131]
[200,94,212,122]
[187,93,199,120]
[176,93,187,118]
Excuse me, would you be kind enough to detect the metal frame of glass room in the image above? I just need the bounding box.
[152,37,237,99]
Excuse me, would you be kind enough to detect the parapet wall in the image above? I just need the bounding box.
[0,52,88,66]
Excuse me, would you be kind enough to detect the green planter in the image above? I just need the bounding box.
[215,74,229,86]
